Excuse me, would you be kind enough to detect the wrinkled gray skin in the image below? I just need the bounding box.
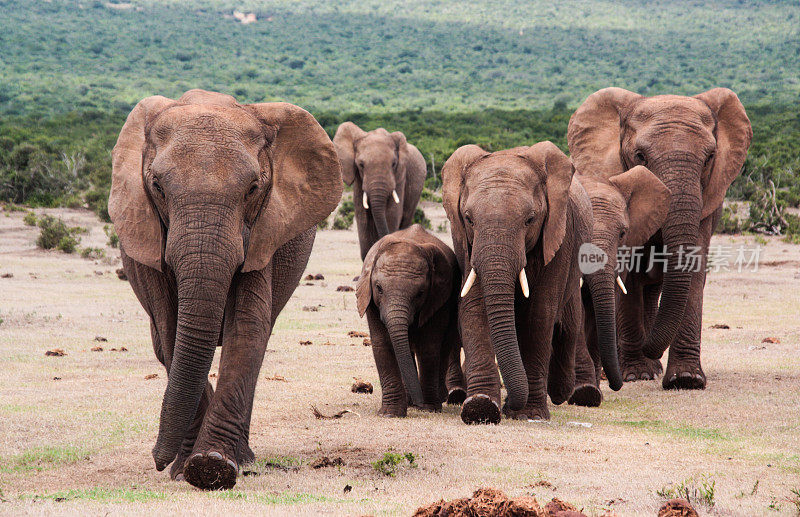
[356,225,465,416]
[334,122,427,259]
[109,90,342,490]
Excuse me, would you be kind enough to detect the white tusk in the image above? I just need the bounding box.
[392,190,400,203]
[362,192,369,209]
[460,268,477,298]
[519,269,530,298]
[616,276,628,295]
[579,277,583,288]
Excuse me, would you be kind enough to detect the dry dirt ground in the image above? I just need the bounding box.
[0,202,798,516]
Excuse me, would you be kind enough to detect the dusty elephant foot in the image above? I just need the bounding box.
[170,449,191,481]
[621,356,663,382]
[378,405,407,418]
[568,384,602,407]
[415,403,442,413]
[235,441,255,467]
[461,394,501,425]
[502,400,550,421]
[183,451,238,490]
[663,362,706,390]
[446,387,467,405]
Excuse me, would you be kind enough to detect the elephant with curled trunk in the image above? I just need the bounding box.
[334,122,426,259]
[568,88,752,390]
[109,89,342,490]
[568,166,670,407]
[356,224,466,417]
[442,142,623,424]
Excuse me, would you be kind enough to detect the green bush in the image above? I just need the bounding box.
[372,452,416,477]
[413,207,431,230]
[717,204,744,235]
[23,211,37,226]
[36,215,81,253]
[332,199,355,230]
[80,247,105,259]
[103,224,118,248]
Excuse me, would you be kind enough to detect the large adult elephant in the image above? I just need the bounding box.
[109,89,342,489]
[568,88,752,390]
[333,122,426,259]
[442,142,623,424]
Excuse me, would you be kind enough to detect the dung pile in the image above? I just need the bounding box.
[413,487,588,517]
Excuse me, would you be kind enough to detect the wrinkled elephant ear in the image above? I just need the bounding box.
[109,95,177,271]
[390,131,407,152]
[609,165,671,247]
[418,237,458,326]
[441,145,488,272]
[333,121,367,186]
[356,241,382,317]
[694,88,753,219]
[521,142,575,265]
[567,87,642,176]
[243,103,343,272]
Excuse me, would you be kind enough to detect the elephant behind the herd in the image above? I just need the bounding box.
[108,85,751,490]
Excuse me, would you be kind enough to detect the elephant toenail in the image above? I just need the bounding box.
[208,452,223,460]
[175,474,184,482]
[226,459,237,471]
[625,374,636,382]
[190,453,204,460]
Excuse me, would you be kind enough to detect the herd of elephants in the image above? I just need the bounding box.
[106,86,752,490]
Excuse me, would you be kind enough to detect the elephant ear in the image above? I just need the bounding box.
[243,103,343,272]
[333,121,366,186]
[390,131,407,153]
[356,241,382,317]
[441,145,489,272]
[609,165,671,247]
[417,233,458,326]
[694,88,753,219]
[522,142,575,265]
[109,95,177,271]
[567,87,642,177]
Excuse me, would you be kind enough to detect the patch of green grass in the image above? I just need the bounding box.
[1,445,90,474]
[20,487,167,503]
[657,475,716,509]
[372,451,417,477]
[615,419,731,442]
[212,491,348,505]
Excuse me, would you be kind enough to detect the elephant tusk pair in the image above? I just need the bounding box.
[616,275,628,295]
[459,268,529,299]
[392,190,400,203]
[362,192,369,209]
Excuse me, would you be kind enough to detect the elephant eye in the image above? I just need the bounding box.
[705,151,715,166]
[375,283,383,294]
[247,183,258,197]
[525,215,535,226]
[464,213,474,226]
[620,229,627,240]
[635,150,647,165]
[152,179,164,196]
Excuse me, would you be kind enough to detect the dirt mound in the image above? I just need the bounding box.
[413,487,587,517]
[337,285,354,292]
[657,499,698,517]
[351,378,373,393]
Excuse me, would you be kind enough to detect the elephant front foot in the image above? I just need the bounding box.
[663,360,706,390]
[415,403,442,413]
[620,355,663,382]
[502,400,550,421]
[446,387,467,405]
[378,405,407,418]
[461,394,501,425]
[568,384,602,407]
[235,440,255,467]
[183,451,238,490]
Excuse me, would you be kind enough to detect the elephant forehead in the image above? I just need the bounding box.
[151,105,264,150]
[357,132,395,151]
[465,156,543,190]
[375,243,427,272]
[630,96,714,127]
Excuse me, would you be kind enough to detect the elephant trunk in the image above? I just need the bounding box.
[585,264,623,390]
[384,306,424,408]
[367,187,391,237]
[642,162,702,360]
[152,209,240,471]
[473,243,528,411]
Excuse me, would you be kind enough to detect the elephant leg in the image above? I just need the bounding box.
[183,268,273,491]
[548,295,578,406]
[444,322,466,405]
[458,286,502,425]
[367,306,408,417]
[663,215,714,390]
[641,283,664,376]
[413,313,450,412]
[569,305,602,407]
[617,273,662,381]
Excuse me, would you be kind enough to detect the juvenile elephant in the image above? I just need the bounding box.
[569,166,670,407]
[568,88,752,390]
[109,89,342,489]
[356,224,466,417]
[334,122,427,259]
[441,142,623,424]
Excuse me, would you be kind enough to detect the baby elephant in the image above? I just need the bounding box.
[356,224,465,416]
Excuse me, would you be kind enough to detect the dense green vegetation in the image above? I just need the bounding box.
[1,0,798,234]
